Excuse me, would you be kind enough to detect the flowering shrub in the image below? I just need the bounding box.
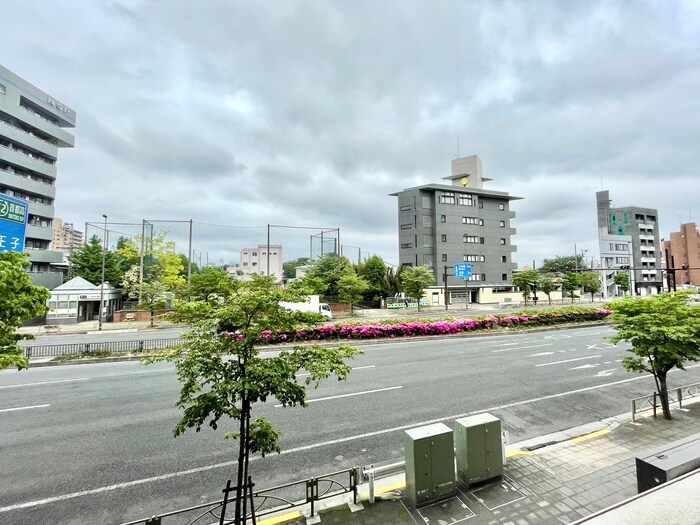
[259,307,612,344]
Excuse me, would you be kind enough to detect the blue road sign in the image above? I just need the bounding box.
[0,194,28,253]
[453,263,473,279]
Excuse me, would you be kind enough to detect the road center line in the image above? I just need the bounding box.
[492,343,552,353]
[536,355,602,367]
[0,378,90,389]
[0,404,51,413]
[5,363,699,514]
[296,365,375,378]
[274,385,402,407]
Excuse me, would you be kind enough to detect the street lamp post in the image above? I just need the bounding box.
[98,214,107,331]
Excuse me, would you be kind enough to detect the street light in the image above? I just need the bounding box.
[98,214,107,331]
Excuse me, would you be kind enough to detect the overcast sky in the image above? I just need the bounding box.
[4,0,699,268]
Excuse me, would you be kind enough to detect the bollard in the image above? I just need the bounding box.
[632,399,636,423]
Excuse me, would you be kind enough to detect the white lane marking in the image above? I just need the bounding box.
[6,363,699,514]
[0,404,51,413]
[536,355,602,367]
[596,369,617,377]
[493,342,519,347]
[587,343,616,350]
[274,386,402,408]
[492,343,552,353]
[570,364,598,370]
[296,365,375,378]
[0,378,90,389]
[529,352,554,357]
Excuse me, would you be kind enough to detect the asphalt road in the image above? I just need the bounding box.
[3,325,700,524]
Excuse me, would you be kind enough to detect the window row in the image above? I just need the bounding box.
[1,187,53,206]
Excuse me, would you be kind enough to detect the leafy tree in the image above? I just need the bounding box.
[150,237,186,292]
[136,281,168,327]
[512,269,540,305]
[608,292,700,420]
[386,265,402,297]
[539,255,586,274]
[580,271,601,301]
[115,237,140,274]
[358,255,389,305]
[121,264,141,299]
[561,272,581,303]
[400,266,435,311]
[337,274,369,313]
[614,271,631,296]
[283,257,311,280]
[539,275,556,305]
[155,275,361,524]
[0,252,50,370]
[301,254,354,299]
[186,267,235,302]
[68,235,123,286]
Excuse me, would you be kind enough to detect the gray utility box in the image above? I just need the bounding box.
[404,422,456,507]
[636,431,700,493]
[454,413,503,486]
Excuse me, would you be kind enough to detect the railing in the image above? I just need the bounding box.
[24,338,184,358]
[630,381,700,422]
[120,467,358,525]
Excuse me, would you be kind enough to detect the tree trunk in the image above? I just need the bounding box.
[234,395,249,524]
[657,372,672,420]
[150,307,154,327]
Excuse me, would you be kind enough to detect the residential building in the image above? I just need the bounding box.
[237,244,284,282]
[390,155,521,305]
[596,190,663,297]
[664,223,700,288]
[52,217,83,253]
[0,65,76,289]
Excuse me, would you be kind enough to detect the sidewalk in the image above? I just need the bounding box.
[259,401,700,525]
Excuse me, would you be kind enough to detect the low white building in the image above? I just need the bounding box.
[46,277,121,324]
[236,244,284,282]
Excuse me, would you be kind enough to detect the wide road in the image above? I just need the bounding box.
[3,325,700,524]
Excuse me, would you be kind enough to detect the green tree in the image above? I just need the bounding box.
[337,273,369,313]
[539,255,586,274]
[156,275,361,524]
[0,252,50,370]
[614,271,631,296]
[539,275,556,305]
[301,254,354,299]
[386,265,401,297]
[608,292,700,420]
[68,235,123,286]
[115,237,140,274]
[358,255,389,305]
[186,267,235,302]
[561,272,581,303]
[512,269,540,305]
[283,257,311,280]
[400,266,435,311]
[150,236,186,292]
[136,281,168,327]
[580,271,601,301]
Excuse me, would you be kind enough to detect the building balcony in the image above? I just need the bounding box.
[26,224,54,242]
[0,120,58,158]
[25,248,64,264]
[0,168,55,198]
[15,105,74,147]
[0,144,57,178]
[27,200,55,219]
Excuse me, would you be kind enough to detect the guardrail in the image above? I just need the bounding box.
[23,338,184,358]
[121,467,358,525]
[631,381,700,422]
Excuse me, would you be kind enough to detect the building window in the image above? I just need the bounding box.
[400,243,412,249]
[616,257,629,264]
[423,235,433,248]
[463,235,479,243]
[479,201,483,209]
[400,223,412,230]
[462,216,479,225]
[499,220,506,227]
[252,262,257,266]
[480,237,485,244]
[0,83,5,95]
[502,273,508,280]
[423,254,433,267]
[441,234,447,242]
[441,254,447,262]
[499,203,505,210]
[479,219,484,226]
[422,196,432,209]
[459,194,474,206]
[439,192,455,204]
[440,215,446,223]
[400,204,413,211]
[463,254,485,262]
[422,216,432,228]
[615,243,628,251]
[501,255,507,263]
[242,262,248,266]
[500,238,506,245]
[252,252,257,256]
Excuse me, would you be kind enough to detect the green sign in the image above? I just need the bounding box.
[0,194,28,253]
[0,195,27,224]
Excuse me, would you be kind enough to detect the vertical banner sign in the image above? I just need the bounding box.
[0,194,28,253]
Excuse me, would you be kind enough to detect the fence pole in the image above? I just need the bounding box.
[632,400,636,423]
[653,392,657,418]
[678,388,683,409]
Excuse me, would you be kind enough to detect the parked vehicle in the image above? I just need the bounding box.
[280,295,333,319]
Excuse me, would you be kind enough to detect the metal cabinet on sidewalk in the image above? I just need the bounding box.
[636,432,700,493]
[404,422,456,507]
[454,413,503,486]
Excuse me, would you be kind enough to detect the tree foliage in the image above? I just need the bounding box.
[283,257,311,280]
[153,275,361,524]
[136,281,168,327]
[185,267,235,302]
[561,272,581,302]
[608,291,700,420]
[539,255,586,274]
[400,266,435,311]
[614,271,631,295]
[512,269,540,305]
[299,254,354,299]
[357,255,389,305]
[580,271,601,301]
[539,275,557,305]
[337,273,369,313]
[0,252,50,370]
[68,235,123,286]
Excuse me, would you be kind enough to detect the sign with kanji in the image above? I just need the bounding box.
[453,263,473,279]
[0,194,28,253]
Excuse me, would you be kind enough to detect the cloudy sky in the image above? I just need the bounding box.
[4,0,699,268]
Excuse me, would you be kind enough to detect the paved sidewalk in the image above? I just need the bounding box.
[260,401,700,525]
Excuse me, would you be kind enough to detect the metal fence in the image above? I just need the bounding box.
[121,467,358,525]
[24,338,184,358]
[631,380,700,422]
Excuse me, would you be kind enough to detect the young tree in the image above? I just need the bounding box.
[561,272,581,303]
[156,275,361,524]
[540,275,556,305]
[337,273,369,313]
[580,271,602,302]
[512,269,540,306]
[539,255,586,274]
[283,257,311,280]
[69,235,123,286]
[358,255,389,305]
[608,292,700,420]
[136,281,168,327]
[400,266,435,311]
[301,254,354,298]
[185,267,235,302]
[0,252,50,370]
[115,236,140,274]
[614,271,631,296]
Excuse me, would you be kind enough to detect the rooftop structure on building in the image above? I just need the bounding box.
[390,155,521,305]
[0,65,76,289]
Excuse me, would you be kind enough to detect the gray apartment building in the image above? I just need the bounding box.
[596,190,663,297]
[391,155,521,303]
[0,65,76,289]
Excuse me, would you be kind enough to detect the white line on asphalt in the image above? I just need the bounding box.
[273,385,402,408]
[493,342,519,347]
[5,363,699,514]
[492,343,552,353]
[0,378,90,389]
[529,351,553,357]
[0,404,51,413]
[296,365,375,378]
[536,355,602,367]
